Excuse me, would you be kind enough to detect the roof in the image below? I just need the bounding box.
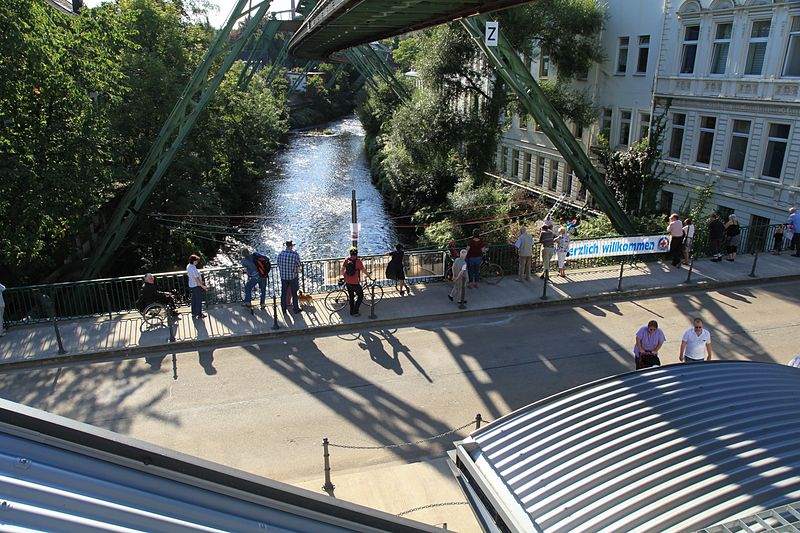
[0,399,442,533]
[450,361,800,533]
[43,0,74,14]
[288,0,535,59]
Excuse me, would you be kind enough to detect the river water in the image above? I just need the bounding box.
[214,115,398,265]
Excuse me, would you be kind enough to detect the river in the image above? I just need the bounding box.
[214,115,398,265]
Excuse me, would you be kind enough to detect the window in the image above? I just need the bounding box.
[695,116,717,165]
[668,113,686,159]
[745,20,771,76]
[500,147,508,174]
[726,119,751,172]
[549,161,560,190]
[710,23,732,75]
[574,122,584,140]
[600,109,613,140]
[619,110,632,146]
[535,120,544,133]
[659,191,674,214]
[523,153,532,181]
[783,17,800,77]
[537,156,545,186]
[617,37,630,74]
[762,123,790,181]
[563,167,574,194]
[717,205,734,221]
[539,50,550,78]
[681,25,700,74]
[638,112,651,141]
[636,35,650,74]
[512,149,520,177]
[519,114,528,130]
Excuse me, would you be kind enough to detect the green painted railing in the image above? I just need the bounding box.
[1,224,785,327]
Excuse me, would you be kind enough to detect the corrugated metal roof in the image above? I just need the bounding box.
[451,362,800,533]
[695,501,800,533]
[42,0,74,14]
[0,399,441,533]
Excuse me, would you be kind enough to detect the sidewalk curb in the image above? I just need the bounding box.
[4,273,799,371]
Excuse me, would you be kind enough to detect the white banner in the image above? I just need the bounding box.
[557,234,670,260]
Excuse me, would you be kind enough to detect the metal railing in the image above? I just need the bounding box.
[1,224,785,327]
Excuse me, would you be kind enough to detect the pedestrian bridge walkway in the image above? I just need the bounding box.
[1,253,797,368]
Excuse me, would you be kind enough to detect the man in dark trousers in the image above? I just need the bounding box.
[137,274,179,317]
[708,213,726,262]
[341,247,365,317]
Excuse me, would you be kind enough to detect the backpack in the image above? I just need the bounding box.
[345,257,357,276]
[254,253,271,277]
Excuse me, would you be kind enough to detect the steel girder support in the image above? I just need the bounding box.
[290,60,318,92]
[342,49,380,92]
[83,0,274,278]
[345,46,408,101]
[263,39,290,85]
[238,18,283,89]
[460,16,636,235]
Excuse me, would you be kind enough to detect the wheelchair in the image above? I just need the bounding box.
[139,291,181,330]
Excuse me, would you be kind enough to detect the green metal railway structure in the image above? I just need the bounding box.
[82,0,636,278]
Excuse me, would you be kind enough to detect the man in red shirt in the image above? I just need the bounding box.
[341,247,365,316]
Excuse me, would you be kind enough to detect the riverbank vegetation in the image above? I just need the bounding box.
[0,0,290,284]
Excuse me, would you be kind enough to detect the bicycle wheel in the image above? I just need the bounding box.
[480,261,504,285]
[324,289,348,312]
[363,283,384,307]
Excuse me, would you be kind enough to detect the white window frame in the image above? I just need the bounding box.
[680,24,700,75]
[695,115,717,166]
[638,112,651,142]
[549,160,560,190]
[618,110,632,147]
[725,119,751,173]
[539,50,550,78]
[744,19,771,76]
[616,36,629,74]
[536,156,545,186]
[761,122,791,182]
[636,35,650,74]
[600,108,613,140]
[709,22,733,75]
[782,16,800,78]
[667,112,687,160]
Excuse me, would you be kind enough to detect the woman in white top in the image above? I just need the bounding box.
[554,227,571,277]
[682,217,695,266]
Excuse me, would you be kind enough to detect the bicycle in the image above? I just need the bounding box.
[324,272,384,312]
[443,248,504,285]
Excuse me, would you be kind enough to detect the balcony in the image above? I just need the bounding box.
[656,76,800,102]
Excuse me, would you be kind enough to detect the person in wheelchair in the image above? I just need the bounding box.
[137,273,179,318]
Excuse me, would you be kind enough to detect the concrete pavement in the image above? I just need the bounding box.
[2,253,798,369]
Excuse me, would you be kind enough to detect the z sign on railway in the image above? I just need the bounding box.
[484,21,499,47]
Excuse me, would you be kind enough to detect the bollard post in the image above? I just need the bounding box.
[271,293,280,330]
[475,413,482,430]
[458,275,466,309]
[749,249,759,278]
[685,254,695,283]
[46,291,67,355]
[52,315,67,355]
[368,283,377,319]
[104,285,113,321]
[322,438,335,492]
[616,259,625,292]
[540,269,549,300]
[167,312,177,343]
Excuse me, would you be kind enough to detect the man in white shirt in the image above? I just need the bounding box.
[679,318,713,363]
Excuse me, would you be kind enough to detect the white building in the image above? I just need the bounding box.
[494,0,800,227]
[656,0,800,228]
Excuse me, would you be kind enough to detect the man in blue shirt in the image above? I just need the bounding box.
[788,207,800,257]
[276,241,302,313]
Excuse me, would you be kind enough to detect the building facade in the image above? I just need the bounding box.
[494,0,800,227]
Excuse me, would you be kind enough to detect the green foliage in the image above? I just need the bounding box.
[391,37,419,72]
[0,0,289,282]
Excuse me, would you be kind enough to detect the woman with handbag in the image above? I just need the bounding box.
[724,214,741,262]
[555,226,571,277]
[385,244,407,295]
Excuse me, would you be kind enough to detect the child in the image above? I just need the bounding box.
[773,225,784,255]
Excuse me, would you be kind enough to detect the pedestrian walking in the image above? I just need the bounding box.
[0,281,6,337]
[787,207,800,257]
[539,224,555,279]
[341,247,365,316]
[186,254,207,320]
[682,217,695,266]
[555,226,571,277]
[708,213,725,262]
[773,224,785,255]
[448,249,468,303]
[385,244,408,295]
[667,213,684,268]
[277,241,302,314]
[241,250,270,309]
[679,317,713,363]
[633,320,665,369]
[514,225,533,282]
[465,229,485,288]
[724,214,741,262]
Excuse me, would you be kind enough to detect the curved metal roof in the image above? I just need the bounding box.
[451,362,800,533]
[288,0,535,59]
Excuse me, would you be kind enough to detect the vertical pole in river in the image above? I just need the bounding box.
[351,190,358,249]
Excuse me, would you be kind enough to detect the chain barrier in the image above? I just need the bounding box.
[397,501,470,518]
[327,419,476,450]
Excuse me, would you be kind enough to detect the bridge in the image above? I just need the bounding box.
[81,0,635,279]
